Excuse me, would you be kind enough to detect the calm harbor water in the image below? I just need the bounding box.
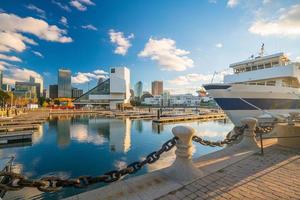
[3,116,233,200]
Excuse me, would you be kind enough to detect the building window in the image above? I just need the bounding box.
[111,68,115,73]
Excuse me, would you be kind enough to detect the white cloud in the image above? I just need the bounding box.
[0,53,22,62]
[2,64,42,85]
[227,0,239,8]
[209,0,217,4]
[215,43,223,48]
[60,16,68,27]
[109,29,134,56]
[70,1,87,11]
[139,38,194,71]
[0,13,72,53]
[81,24,97,31]
[93,69,108,74]
[78,0,95,5]
[0,32,37,53]
[32,50,43,58]
[25,4,46,19]
[296,56,300,62]
[52,0,71,12]
[72,70,108,84]
[249,5,300,37]
[168,70,231,86]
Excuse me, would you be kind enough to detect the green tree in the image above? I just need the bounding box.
[0,90,10,107]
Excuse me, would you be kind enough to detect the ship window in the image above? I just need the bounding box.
[266,81,276,86]
[265,63,271,68]
[258,64,264,69]
[272,61,279,66]
[252,66,257,70]
[246,67,251,71]
[257,82,265,85]
[249,82,256,85]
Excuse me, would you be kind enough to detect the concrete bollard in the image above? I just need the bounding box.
[165,126,202,182]
[288,112,299,125]
[236,117,259,149]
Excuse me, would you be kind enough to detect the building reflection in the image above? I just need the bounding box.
[134,120,143,133]
[109,118,131,153]
[56,119,71,148]
[32,125,43,144]
[152,123,164,134]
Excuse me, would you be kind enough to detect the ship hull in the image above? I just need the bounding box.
[204,84,300,125]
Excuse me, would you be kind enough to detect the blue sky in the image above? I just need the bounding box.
[0,0,300,94]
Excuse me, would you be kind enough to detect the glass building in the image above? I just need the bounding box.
[134,81,143,98]
[58,69,71,98]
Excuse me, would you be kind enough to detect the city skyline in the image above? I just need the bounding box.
[0,0,300,94]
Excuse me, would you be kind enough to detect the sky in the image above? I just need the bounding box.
[0,0,300,94]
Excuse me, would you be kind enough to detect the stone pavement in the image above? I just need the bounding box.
[157,145,300,200]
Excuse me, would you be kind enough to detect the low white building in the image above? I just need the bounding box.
[73,67,130,110]
[143,93,206,107]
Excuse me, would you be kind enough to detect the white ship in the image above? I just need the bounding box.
[204,45,300,125]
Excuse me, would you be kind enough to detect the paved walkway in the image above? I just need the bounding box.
[158,145,300,200]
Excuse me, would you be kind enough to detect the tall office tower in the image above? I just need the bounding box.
[134,81,143,98]
[151,81,163,96]
[49,84,58,99]
[58,69,71,98]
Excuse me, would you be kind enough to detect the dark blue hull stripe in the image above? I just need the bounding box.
[214,98,300,110]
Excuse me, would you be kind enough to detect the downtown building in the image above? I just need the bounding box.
[151,81,163,96]
[58,69,71,98]
[73,67,130,109]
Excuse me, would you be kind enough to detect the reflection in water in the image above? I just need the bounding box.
[152,123,164,134]
[134,120,143,133]
[57,119,71,148]
[32,125,43,144]
[70,124,106,145]
[1,117,233,200]
[109,118,131,153]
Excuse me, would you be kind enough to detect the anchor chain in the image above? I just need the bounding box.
[0,137,178,192]
[192,125,248,147]
[254,126,273,135]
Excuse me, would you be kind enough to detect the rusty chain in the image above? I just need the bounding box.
[0,137,178,192]
[254,126,273,135]
[192,125,248,147]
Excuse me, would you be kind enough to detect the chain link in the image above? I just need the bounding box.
[192,125,248,147]
[254,126,273,135]
[0,137,178,192]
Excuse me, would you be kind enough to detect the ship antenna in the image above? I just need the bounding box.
[259,43,264,57]
[211,71,216,83]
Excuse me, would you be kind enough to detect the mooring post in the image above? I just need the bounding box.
[288,112,299,125]
[166,126,202,182]
[236,117,259,149]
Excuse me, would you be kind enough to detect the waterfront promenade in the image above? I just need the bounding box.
[159,145,300,200]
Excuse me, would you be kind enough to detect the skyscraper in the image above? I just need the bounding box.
[29,75,43,96]
[134,81,143,98]
[49,84,58,99]
[58,69,71,98]
[151,81,163,96]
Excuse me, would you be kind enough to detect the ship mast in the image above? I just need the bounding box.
[259,43,264,57]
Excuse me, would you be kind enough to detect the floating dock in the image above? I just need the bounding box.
[152,113,226,124]
[0,131,33,145]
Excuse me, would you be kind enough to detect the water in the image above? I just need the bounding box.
[2,116,233,200]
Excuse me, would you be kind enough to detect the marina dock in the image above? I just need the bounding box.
[153,113,226,124]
